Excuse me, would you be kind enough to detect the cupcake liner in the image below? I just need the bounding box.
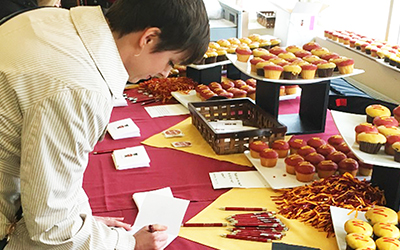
[359,141,383,154]
[395,151,400,163]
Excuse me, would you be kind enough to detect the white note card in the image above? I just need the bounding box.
[144,104,190,118]
[209,171,270,189]
[107,118,140,140]
[130,193,190,248]
[111,146,150,170]
[132,187,173,211]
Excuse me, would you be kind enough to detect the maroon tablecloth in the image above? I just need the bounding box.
[83,88,339,249]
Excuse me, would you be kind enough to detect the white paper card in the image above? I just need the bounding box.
[330,206,366,250]
[209,171,270,189]
[209,120,258,133]
[132,187,173,210]
[144,104,190,118]
[130,193,190,248]
[107,118,140,140]
[112,146,150,170]
[112,96,128,107]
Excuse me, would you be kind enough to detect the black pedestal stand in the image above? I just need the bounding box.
[370,165,400,210]
[186,65,222,85]
[255,79,330,135]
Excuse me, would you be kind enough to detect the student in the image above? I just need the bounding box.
[0,0,209,249]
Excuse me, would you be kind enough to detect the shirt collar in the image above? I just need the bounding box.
[70,6,128,98]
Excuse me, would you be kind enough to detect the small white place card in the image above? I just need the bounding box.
[107,118,140,140]
[209,171,270,189]
[144,104,190,118]
[111,146,150,170]
[112,96,128,107]
[132,187,173,210]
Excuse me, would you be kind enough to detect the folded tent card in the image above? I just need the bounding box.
[107,118,140,140]
[111,145,150,170]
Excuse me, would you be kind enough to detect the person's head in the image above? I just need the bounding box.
[106,0,210,82]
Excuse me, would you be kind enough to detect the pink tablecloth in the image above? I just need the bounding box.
[83,88,339,249]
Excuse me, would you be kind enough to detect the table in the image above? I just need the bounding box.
[83,88,340,249]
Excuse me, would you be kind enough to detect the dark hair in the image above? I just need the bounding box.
[106,0,210,65]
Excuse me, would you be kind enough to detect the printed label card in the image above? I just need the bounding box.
[112,145,150,170]
[107,118,140,140]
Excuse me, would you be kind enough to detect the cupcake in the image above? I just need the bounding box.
[303,55,321,64]
[358,162,373,176]
[385,135,400,155]
[316,144,336,157]
[317,62,336,77]
[357,132,387,154]
[235,45,252,62]
[239,37,252,45]
[316,160,338,178]
[269,46,286,56]
[320,52,340,61]
[365,206,398,225]
[286,45,302,54]
[338,158,359,176]
[300,64,317,79]
[297,145,317,158]
[302,41,322,51]
[259,148,279,167]
[249,42,260,51]
[284,154,304,175]
[336,142,351,154]
[205,50,218,64]
[240,85,256,100]
[304,152,325,167]
[393,142,400,163]
[355,123,379,142]
[278,51,296,60]
[228,37,241,45]
[216,49,228,62]
[373,116,399,127]
[249,140,269,158]
[336,58,355,74]
[270,39,281,48]
[328,135,345,149]
[209,42,220,50]
[295,161,316,182]
[294,50,312,58]
[280,86,286,96]
[245,78,256,88]
[248,34,261,42]
[282,64,302,80]
[375,237,400,250]
[285,85,298,95]
[252,48,270,57]
[326,151,347,164]
[227,87,247,98]
[344,218,373,236]
[217,39,230,47]
[209,82,223,91]
[198,89,217,101]
[221,81,235,90]
[260,54,278,61]
[373,223,400,239]
[226,45,238,54]
[258,39,271,50]
[216,90,233,99]
[365,104,392,123]
[263,64,283,79]
[271,140,290,158]
[345,233,376,250]
[377,125,400,137]
[289,139,307,154]
[256,61,275,77]
[307,137,327,149]
[393,105,400,122]
[311,47,329,57]
[250,57,265,73]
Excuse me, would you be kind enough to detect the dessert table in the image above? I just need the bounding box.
[83,88,340,249]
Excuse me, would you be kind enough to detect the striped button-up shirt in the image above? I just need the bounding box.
[0,6,135,249]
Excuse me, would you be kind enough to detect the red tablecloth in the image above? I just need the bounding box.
[83,89,339,249]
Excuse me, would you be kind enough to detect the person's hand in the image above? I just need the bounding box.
[133,224,168,250]
[93,216,132,231]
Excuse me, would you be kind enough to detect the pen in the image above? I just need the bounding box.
[93,147,126,155]
[181,223,228,227]
[141,99,159,106]
[148,224,155,233]
[220,234,272,242]
[220,207,269,211]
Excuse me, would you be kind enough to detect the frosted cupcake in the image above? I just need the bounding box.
[357,132,387,154]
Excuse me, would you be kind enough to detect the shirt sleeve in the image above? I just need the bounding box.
[18,88,136,249]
